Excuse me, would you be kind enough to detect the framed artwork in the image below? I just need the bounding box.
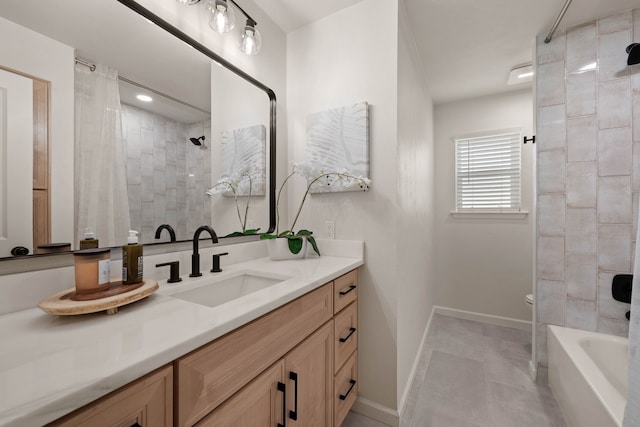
[220,124,266,196]
[306,102,369,193]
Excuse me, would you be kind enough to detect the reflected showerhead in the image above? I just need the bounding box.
[190,136,205,146]
[627,43,640,65]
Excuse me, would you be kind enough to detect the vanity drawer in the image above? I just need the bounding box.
[334,301,358,373]
[335,351,358,427]
[334,269,358,314]
[176,283,333,427]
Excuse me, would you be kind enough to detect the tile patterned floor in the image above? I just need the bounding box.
[345,314,566,427]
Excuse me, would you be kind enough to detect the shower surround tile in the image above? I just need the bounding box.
[566,299,597,331]
[538,150,566,194]
[597,176,631,224]
[566,254,597,300]
[598,80,632,129]
[598,29,631,82]
[536,8,639,374]
[537,61,566,107]
[537,105,566,151]
[566,71,596,117]
[566,208,597,254]
[598,127,632,176]
[566,23,597,74]
[567,116,597,162]
[566,162,597,208]
[538,194,566,236]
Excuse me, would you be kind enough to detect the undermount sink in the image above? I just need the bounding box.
[169,273,286,308]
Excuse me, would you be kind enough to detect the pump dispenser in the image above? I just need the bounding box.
[79,228,99,249]
[122,230,143,284]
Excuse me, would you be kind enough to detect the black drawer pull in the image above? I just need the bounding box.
[339,379,356,400]
[339,285,357,296]
[289,371,298,420]
[131,423,141,427]
[277,381,286,427]
[339,327,356,343]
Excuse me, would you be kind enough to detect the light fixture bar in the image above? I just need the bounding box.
[227,0,257,26]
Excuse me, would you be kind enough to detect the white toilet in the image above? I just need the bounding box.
[525,293,534,310]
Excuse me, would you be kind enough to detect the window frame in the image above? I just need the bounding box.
[451,128,528,218]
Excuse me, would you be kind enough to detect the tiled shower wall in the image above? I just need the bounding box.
[535,10,638,368]
[122,104,211,244]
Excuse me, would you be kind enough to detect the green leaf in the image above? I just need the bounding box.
[307,236,320,256]
[244,228,260,235]
[286,236,303,254]
[260,233,277,240]
[278,230,292,237]
[224,231,246,238]
[296,229,313,237]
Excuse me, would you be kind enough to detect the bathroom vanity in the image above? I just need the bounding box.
[0,243,362,427]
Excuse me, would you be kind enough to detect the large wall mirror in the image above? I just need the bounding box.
[0,0,275,260]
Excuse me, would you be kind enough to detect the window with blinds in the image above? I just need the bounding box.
[455,131,521,211]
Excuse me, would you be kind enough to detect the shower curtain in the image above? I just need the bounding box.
[625,198,640,425]
[74,64,130,248]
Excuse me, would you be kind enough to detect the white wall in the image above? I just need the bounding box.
[0,17,75,248]
[396,1,435,413]
[287,0,400,411]
[434,89,534,321]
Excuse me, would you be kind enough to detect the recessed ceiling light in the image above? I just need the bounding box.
[507,63,534,85]
[136,94,153,102]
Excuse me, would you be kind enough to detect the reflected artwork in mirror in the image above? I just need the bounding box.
[0,0,275,262]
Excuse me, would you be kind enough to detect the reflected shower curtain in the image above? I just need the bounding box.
[75,64,130,248]
[625,197,640,425]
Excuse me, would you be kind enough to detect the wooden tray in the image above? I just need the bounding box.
[38,278,158,315]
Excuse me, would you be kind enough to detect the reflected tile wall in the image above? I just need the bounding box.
[535,9,637,373]
[122,104,210,243]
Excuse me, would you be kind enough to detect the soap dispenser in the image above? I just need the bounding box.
[79,227,99,249]
[122,230,143,285]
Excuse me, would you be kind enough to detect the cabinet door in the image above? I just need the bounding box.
[285,321,333,427]
[196,360,286,427]
[49,365,172,427]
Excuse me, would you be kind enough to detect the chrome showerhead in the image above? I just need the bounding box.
[190,136,205,146]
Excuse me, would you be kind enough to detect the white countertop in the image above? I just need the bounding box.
[0,250,363,426]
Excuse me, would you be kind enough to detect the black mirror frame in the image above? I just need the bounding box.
[116,0,276,237]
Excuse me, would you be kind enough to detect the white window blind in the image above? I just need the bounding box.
[455,132,521,211]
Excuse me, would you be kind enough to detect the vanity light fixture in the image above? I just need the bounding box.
[176,0,261,55]
[136,94,153,102]
[239,19,262,55]
[207,0,235,33]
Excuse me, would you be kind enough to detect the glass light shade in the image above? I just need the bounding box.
[176,0,201,4]
[239,24,262,55]
[207,0,235,33]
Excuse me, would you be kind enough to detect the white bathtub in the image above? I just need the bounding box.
[548,325,628,427]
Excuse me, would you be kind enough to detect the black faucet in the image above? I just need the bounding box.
[190,225,218,277]
[155,224,176,242]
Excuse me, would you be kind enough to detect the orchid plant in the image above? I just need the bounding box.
[261,161,371,255]
[206,171,259,236]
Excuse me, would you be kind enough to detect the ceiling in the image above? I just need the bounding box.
[258,0,640,104]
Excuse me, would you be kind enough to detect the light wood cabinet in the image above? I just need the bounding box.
[335,351,358,427]
[176,283,333,426]
[285,321,333,426]
[49,365,172,427]
[196,361,286,427]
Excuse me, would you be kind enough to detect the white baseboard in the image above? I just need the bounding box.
[397,306,436,419]
[351,397,399,427]
[434,306,532,331]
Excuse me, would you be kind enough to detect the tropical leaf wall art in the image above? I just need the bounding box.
[306,102,369,193]
[220,124,266,196]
